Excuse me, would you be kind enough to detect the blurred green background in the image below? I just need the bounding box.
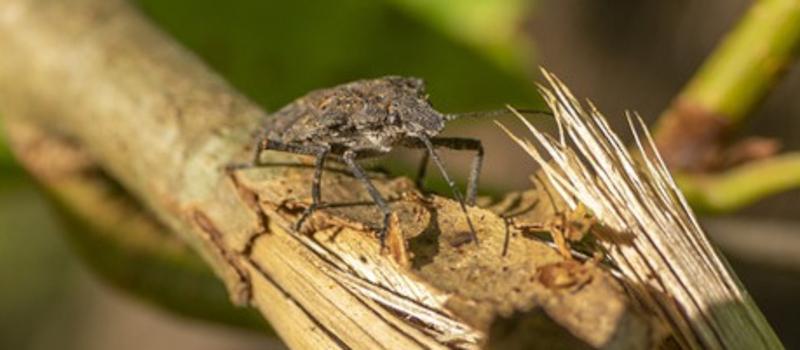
[2,0,800,349]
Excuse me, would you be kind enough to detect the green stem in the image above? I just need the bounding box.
[652,0,800,211]
[682,0,800,121]
[654,0,800,172]
[679,152,800,213]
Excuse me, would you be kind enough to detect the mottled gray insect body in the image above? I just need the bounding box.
[233,76,481,246]
[263,76,449,154]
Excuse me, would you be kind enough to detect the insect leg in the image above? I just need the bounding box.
[427,137,484,206]
[294,145,331,232]
[225,131,270,171]
[414,150,429,190]
[251,140,331,231]
[343,149,393,248]
[226,134,328,171]
[418,135,479,244]
[405,137,483,205]
[228,137,331,232]
[261,139,326,157]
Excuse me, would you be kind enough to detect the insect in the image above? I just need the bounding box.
[229,76,484,246]
[503,202,596,258]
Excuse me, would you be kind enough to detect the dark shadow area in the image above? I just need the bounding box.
[407,201,441,269]
[488,309,593,350]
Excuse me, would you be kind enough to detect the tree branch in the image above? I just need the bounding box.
[0,0,656,348]
[3,117,267,330]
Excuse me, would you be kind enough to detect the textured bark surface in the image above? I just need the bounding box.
[0,0,657,348]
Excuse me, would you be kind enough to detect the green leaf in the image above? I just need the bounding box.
[0,120,22,180]
[133,0,544,113]
[382,0,533,72]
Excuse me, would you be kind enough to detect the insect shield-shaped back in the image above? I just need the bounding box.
[374,76,447,138]
[328,76,447,148]
[265,76,446,152]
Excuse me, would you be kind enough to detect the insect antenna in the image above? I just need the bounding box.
[418,135,479,244]
[448,108,552,121]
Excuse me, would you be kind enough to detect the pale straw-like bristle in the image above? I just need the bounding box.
[498,69,782,349]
